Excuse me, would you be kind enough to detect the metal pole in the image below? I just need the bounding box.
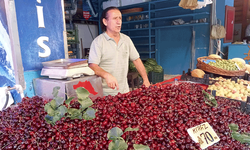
[209,0,216,55]
[191,27,196,70]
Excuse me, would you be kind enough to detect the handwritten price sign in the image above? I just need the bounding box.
[187,122,220,149]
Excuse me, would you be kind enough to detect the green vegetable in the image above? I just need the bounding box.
[145,58,158,66]
[202,90,218,107]
[229,123,250,145]
[153,65,163,73]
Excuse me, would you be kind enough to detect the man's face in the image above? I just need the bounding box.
[103,9,122,34]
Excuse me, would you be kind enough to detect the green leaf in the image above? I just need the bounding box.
[55,96,64,107]
[107,127,124,140]
[44,115,54,125]
[71,115,83,119]
[52,86,60,97]
[82,107,96,120]
[229,123,250,145]
[229,123,239,132]
[50,99,57,109]
[108,138,128,150]
[57,105,68,117]
[68,108,82,117]
[65,97,74,105]
[133,144,150,150]
[76,87,90,100]
[78,97,94,109]
[52,114,61,124]
[202,90,217,107]
[44,103,56,116]
[124,127,139,133]
[67,108,82,119]
[231,132,250,144]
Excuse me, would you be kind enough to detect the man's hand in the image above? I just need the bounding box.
[143,80,151,87]
[104,73,119,90]
[88,63,119,90]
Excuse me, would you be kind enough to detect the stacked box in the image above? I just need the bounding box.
[67,29,79,44]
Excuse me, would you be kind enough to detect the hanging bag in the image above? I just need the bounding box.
[210,20,226,39]
[179,0,198,10]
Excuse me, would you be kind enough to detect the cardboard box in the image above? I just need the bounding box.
[121,0,150,7]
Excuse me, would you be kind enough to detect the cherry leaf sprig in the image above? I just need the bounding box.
[229,123,250,144]
[44,87,67,125]
[202,90,218,107]
[107,127,150,150]
[44,86,96,125]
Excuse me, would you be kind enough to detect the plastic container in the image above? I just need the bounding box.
[67,29,79,44]
[148,70,164,84]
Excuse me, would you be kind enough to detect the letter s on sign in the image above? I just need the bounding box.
[37,36,51,57]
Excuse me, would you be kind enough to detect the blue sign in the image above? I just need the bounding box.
[15,0,66,71]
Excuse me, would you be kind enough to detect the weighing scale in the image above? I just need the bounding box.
[35,59,103,100]
[41,59,95,80]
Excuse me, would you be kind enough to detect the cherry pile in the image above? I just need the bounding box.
[0,82,250,149]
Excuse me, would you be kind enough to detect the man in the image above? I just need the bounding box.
[88,6,150,96]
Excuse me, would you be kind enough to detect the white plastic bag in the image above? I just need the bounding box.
[196,0,213,9]
[0,87,14,111]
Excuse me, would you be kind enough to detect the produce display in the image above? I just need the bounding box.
[208,77,250,101]
[144,58,163,73]
[1,83,250,149]
[231,58,246,66]
[191,69,205,78]
[208,59,245,71]
[129,58,163,74]
[207,54,221,59]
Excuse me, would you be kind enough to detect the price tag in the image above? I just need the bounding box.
[235,63,240,70]
[187,122,220,149]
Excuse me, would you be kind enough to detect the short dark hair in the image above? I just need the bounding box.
[100,6,120,32]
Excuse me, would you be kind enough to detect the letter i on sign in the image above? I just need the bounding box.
[36,0,51,58]
[36,0,45,28]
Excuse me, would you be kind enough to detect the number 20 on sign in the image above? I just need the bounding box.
[187,122,220,149]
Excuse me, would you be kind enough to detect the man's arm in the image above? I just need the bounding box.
[132,58,150,87]
[89,63,119,90]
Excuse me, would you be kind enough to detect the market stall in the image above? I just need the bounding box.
[1,54,250,149]
[2,0,250,150]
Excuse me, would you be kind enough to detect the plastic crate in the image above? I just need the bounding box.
[67,29,79,44]
[148,70,164,84]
